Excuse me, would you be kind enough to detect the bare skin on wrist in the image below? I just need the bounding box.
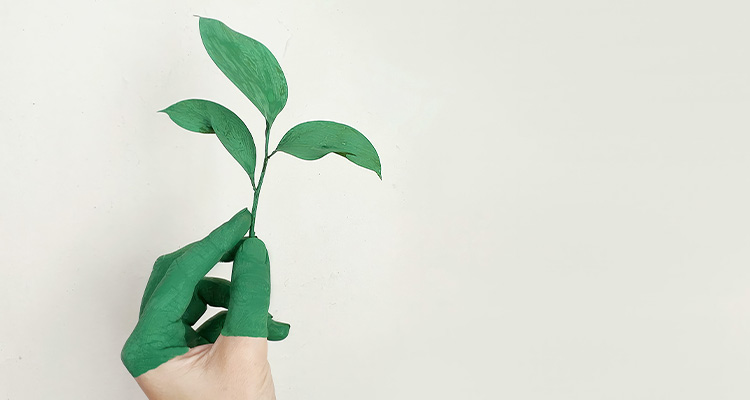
[136,336,276,400]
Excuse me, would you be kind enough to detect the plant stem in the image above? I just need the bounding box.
[249,120,271,237]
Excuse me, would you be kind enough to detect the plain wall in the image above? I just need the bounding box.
[2,1,749,398]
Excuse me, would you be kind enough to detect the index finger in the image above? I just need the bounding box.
[140,208,252,320]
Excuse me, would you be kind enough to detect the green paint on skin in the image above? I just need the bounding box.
[125,16,383,378]
[182,278,290,342]
[121,209,290,377]
[192,308,290,344]
[222,238,271,337]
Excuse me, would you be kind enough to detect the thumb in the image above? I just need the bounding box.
[221,238,270,337]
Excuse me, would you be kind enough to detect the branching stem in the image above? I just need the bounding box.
[249,120,271,237]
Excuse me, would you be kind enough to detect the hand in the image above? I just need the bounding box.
[121,209,289,400]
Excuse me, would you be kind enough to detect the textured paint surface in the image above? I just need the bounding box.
[221,238,272,337]
[160,99,257,186]
[133,20,380,380]
[199,17,288,125]
[161,17,382,234]
[121,209,289,377]
[275,120,382,178]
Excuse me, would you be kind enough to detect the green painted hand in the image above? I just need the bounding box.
[121,209,288,399]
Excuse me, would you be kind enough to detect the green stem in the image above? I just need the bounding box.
[249,121,272,237]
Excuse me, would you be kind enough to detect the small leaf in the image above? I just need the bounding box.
[199,17,288,125]
[275,121,381,179]
[160,99,257,185]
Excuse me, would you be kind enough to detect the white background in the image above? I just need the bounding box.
[2,1,749,399]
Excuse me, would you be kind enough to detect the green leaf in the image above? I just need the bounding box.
[160,99,257,185]
[199,17,288,125]
[275,121,382,179]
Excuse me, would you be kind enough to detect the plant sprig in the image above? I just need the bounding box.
[160,17,382,237]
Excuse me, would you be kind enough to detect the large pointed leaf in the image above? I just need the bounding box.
[160,99,257,185]
[275,121,381,179]
[199,17,288,125]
